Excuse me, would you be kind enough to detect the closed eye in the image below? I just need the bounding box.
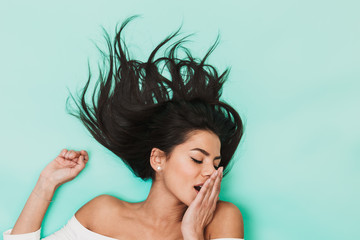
[191,157,202,164]
[191,157,220,169]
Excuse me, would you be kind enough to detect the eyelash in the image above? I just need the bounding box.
[191,157,219,169]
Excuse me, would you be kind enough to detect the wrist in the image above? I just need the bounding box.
[183,236,204,240]
[182,231,204,240]
[38,173,60,189]
[35,176,57,199]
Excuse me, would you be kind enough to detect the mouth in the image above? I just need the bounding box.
[194,184,204,193]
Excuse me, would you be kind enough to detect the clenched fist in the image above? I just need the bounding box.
[40,149,89,189]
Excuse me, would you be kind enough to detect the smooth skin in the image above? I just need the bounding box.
[181,166,223,239]
[43,150,224,239]
[22,131,243,239]
[9,149,88,235]
[40,149,89,189]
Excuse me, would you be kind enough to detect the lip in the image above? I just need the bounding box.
[194,182,205,193]
[194,182,205,187]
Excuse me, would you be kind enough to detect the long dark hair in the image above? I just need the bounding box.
[66,15,245,181]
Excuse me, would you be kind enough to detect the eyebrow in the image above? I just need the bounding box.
[190,148,221,160]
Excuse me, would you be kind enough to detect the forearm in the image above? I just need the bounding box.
[10,176,57,235]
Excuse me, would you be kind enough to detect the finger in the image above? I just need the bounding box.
[204,168,222,215]
[203,170,218,202]
[196,171,215,207]
[80,150,89,161]
[81,153,89,163]
[65,150,71,159]
[60,157,77,167]
[66,150,80,159]
[67,159,78,167]
[192,176,212,206]
[74,155,86,171]
[209,167,223,206]
[59,149,68,157]
[72,151,81,158]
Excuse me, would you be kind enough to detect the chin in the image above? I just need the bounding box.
[176,193,194,207]
[184,192,198,207]
[171,186,197,207]
[178,196,191,207]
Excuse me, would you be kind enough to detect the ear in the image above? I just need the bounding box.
[149,147,167,172]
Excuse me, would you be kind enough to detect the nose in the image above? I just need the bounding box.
[201,162,216,177]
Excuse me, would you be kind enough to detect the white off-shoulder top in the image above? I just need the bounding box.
[3,215,244,240]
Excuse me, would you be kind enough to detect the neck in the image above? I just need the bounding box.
[137,179,187,227]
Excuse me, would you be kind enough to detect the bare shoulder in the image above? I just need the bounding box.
[205,200,244,239]
[75,194,125,229]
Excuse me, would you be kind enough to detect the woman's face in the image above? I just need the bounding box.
[162,129,221,206]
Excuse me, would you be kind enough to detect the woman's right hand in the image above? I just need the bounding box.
[39,149,89,189]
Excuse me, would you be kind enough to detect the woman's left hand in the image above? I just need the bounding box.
[181,166,223,240]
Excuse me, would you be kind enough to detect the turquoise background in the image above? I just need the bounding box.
[1,1,359,239]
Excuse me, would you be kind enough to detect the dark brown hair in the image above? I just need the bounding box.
[66,15,245,181]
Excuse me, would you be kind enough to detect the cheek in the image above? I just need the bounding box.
[164,158,199,197]
[172,158,198,181]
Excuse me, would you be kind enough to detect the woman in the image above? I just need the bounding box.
[4,15,245,240]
